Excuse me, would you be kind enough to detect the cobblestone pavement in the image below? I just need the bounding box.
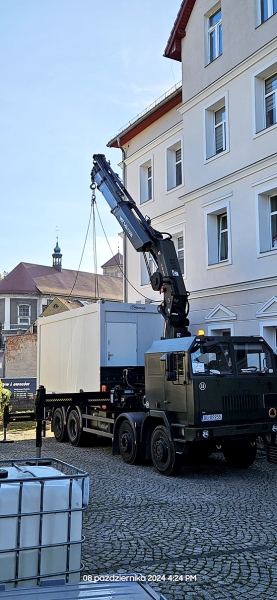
[1,435,277,600]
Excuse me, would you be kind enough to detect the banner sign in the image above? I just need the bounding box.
[2,378,37,396]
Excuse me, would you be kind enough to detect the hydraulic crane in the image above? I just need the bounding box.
[91,154,190,340]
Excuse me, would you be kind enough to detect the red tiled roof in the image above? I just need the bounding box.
[0,263,40,294]
[101,252,123,269]
[164,0,196,62]
[0,263,122,302]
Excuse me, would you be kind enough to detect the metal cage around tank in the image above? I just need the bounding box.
[0,458,89,588]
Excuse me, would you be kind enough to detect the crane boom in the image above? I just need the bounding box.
[91,153,190,338]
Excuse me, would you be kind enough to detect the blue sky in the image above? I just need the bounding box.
[1,0,181,275]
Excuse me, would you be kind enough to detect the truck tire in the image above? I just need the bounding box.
[119,421,139,464]
[53,408,68,443]
[151,425,182,476]
[223,441,257,468]
[67,409,89,447]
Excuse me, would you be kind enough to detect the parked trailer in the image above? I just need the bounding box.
[36,334,277,476]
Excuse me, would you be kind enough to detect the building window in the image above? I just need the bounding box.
[147,166,152,201]
[139,158,153,204]
[204,94,229,161]
[270,195,277,248]
[260,0,277,23]
[175,149,182,187]
[208,8,222,62]
[253,63,277,134]
[141,233,185,285]
[214,106,226,154]
[265,73,277,129]
[18,304,30,325]
[218,213,228,261]
[176,234,184,274]
[206,203,231,267]
[166,141,183,191]
[257,187,277,254]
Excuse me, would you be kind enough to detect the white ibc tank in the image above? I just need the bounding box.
[0,465,83,588]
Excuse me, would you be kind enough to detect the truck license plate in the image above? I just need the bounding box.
[201,414,222,422]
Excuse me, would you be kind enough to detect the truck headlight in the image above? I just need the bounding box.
[202,430,209,439]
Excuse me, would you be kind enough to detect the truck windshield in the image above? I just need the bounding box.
[191,342,232,375]
[234,342,274,373]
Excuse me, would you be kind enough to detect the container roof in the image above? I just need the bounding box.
[146,337,195,354]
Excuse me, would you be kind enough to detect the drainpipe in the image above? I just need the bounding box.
[117,137,127,303]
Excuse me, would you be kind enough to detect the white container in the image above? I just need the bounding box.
[0,464,84,588]
[37,301,163,393]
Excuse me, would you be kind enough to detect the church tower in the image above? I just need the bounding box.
[52,238,62,272]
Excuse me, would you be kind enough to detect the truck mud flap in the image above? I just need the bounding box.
[266,444,277,464]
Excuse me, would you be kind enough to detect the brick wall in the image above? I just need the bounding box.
[5,333,37,378]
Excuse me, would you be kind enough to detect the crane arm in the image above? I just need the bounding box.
[91,154,190,338]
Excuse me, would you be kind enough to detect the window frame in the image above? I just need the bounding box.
[256,182,277,257]
[214,106,227,155]
[208,8,222,63]
[270,195,277,249]
[140,226,186,285]
[139,155,154,205]
[17,303,31,326]
[205,200,232,269]
[253,61,277,137]
[165,138,184,193]
[207,323,235,336]
[203,92,229,163]
[218,212,228,262]
[176,233,185,275]
[265,73,277,129]
[260,0,277,23]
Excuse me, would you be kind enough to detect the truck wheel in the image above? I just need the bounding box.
[223,442,257,468]
[53,408,68,443]
[67,410,89,447]
[151,425,182,476]
[119,421,139,464]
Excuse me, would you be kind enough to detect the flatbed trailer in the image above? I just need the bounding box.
[35,335,277,476]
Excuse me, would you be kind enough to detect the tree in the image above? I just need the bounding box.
[0,379,11,419]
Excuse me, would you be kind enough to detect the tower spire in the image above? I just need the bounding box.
[52,237,62,272]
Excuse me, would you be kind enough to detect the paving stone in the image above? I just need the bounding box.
[1,437,277,599]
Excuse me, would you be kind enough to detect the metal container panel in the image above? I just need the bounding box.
[37,303,163,393]
[0,579,166,599]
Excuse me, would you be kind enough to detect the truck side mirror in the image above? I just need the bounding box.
[166,353,177,381]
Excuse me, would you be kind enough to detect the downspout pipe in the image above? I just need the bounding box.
[117,137,127,303]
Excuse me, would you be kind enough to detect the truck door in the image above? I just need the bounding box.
[164,353,187,414]
[106,322,137,366]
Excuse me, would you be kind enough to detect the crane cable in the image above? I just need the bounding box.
[94,199,159,303]
[91,183,99,299]
[69,194,94,297]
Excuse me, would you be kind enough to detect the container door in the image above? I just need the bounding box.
[106,322,137,366]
